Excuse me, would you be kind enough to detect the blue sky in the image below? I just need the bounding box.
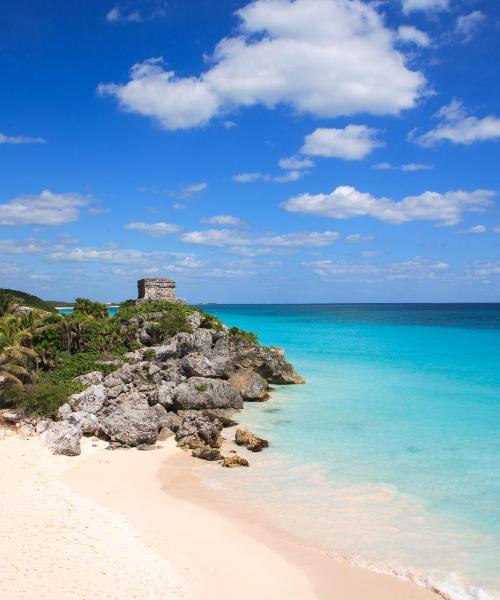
[1,0,499,303]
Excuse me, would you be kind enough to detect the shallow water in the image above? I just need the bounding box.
[204,304,500,600]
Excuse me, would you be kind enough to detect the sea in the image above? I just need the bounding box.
[198,304,500,600]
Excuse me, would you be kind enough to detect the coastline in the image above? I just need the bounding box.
[65,434,440,600]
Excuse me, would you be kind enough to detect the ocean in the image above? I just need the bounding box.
[201,304,500,600]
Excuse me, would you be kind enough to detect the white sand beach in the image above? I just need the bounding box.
[0,429,440,600]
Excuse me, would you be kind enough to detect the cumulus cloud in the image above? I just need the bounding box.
[125,221,181,236]
[201,215,246,226]
[181,228,339,249]
[98,0,425,130]
[0,239,55,254]
[401,0,448,14]
[0,190,91,226]
[302,125,383,160]
[307,256,448,280]
[373,162,434,171]
[465,260,500,281]
[283,185,495,226]
[455,11,484,43]
[179,182,207,199]
[0,133,45,144]
[414,100,500,147]
[397,26,431,47]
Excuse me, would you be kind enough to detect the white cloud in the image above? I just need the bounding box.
[0,239,54,254]
[99,0,425,130]
[125,221,181,237]
[455,11,484,43]
[346,233,375,242]
[465,260,500,281]
[415,100,500,147]
[106,6,143,23]
[373,162,434,171]
[181,228,339,249]
[401,0,448,15]
[0,133,45,144]
[106,3,166,23]
[397,26,431,47]
[302,125,382,160]
[0,190,91,226]
[233,170,306,183]
[283,185,495,226]
[307,256,448,280]
[177,182,208,199]
[201,215,245,226]
[223,120,236,129]
[279,156,314,170]
[461,225,487,234]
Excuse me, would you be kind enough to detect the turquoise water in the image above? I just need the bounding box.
[56,306,119,316]
[203,305,500,600]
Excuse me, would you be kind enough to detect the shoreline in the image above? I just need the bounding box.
[65,434,440,600]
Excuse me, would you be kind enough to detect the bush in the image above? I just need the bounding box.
[13,380,82,417]
[229,326,259,345]
[73,297,108,319]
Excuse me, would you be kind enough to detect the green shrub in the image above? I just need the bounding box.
[14,380,82,417]
[229,326,259,345]
[73,297,108,319]
[142,349,156,361]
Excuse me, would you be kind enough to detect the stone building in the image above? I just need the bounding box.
[137,278,177,302]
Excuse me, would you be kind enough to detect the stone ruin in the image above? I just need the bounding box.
[137,278,177,303]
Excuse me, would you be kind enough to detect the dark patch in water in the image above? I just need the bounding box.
[406,446,421,454]
[274,419,292,426]
[263,408,281,413]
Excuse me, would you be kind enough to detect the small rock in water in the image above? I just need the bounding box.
[235,429,269,452]
[223,455,249,468]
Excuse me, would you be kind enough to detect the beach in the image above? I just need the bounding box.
[0,429,438,600]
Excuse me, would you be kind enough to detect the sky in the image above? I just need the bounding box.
[1,0,499,303]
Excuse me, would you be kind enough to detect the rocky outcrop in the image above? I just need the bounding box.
[30,303,303,465]
[229,369,269,401]
[235,429,269,452]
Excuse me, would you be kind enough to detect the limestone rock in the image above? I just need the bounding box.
[99,401,159,446]
[41,422,82,456]
[175,412,223,449]
[200,408,238,428]
[176,330,213,358]
[229,369,269,401]
[223,455,249,468]
[235,429,269,452]
[181,353,216,378]
[173,377,243,411]
[74,371,103,387]
[158,427,174,441]
[68,384,106,414]
[191,445,221,461]
[66,411,99,435]
[186,311,203,329]
[150,382,176,408]
[57,403,73,420]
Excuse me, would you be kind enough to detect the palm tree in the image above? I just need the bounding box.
[0,292,18,317]
[0,318,37,386]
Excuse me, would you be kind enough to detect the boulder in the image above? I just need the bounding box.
[228,369,269,401]
[175,412,223,449]
[68,384,106,414]
[235,429,269,452]
[200,408,238,428]
[173,377,243,411]
[150,382,176,408]
[74,371,103,387]
[191,445,221,461]
[186,311,203,329]
[57,403,73,420]
[181,353,216,378]
[66,411,99,435]
[99,400,159,446]
[41,422,82,456]
[176,330,213,358]
[223,455,249,468]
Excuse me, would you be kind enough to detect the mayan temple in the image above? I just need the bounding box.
[136,278,178,302]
